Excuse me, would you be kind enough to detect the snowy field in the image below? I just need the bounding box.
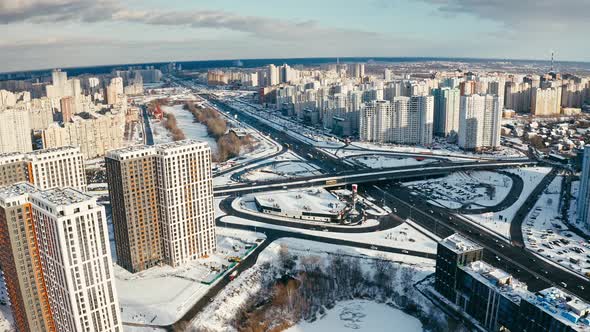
[406,171,512,210]
[220,213,437,254]
[116,228,265,326]
[190,238,435,331]
[350,155,437,169]
[285,300,422,332]
[524,176,590,277]
[464,167,552,239]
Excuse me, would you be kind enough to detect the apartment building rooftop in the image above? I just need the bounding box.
[28,146,80,157]
[34,188,92,206]
[440,233,483,254]
[525,287,590,331]
[461,260,528,305]
[106,144,156,161]
[156,139,209,151]
[0,152,24,165]
[0,182,37,203]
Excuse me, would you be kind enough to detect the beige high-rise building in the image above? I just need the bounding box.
[0,146,86,191]
[531,87,562,116]
[0,153,27,187]
[459,94,503,150]
[30,188,122,332]
[0,183,55,332]
[105,146,162,273]
[360,96,434,146]
[0,108,32,154]
[106,140,216,272]
[42,110,125,159]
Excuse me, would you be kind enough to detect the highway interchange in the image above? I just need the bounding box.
[199,90,590,301]
[135,78,590,330]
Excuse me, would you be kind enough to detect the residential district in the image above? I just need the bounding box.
[1,59,590,331]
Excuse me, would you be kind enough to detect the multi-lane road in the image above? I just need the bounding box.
[177,80,590,300]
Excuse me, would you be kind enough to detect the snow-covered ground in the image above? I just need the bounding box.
[524,176,590,277]
[406,171,512,210]
[190,238,435,331]
[348,140,526,159]
[161,104,218,152]
[116,228,265,326]
[220,214,437,254]
[349,154,438,169]
[464,167,552,239]
[285,300,422,332]
[213,150,307,187]
[240,161,322,182]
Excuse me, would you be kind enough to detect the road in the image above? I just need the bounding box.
[142,106,155,146]
[213,159,537,197]
[364,183,590,299]
[510,168,558,247]
[164,78,590,320]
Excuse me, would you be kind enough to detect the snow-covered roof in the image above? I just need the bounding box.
[440,233,482,254]
[524,287,590,331]
[254,188,345,216]
[460,261,528,305]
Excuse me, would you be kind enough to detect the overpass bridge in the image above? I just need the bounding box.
[213,159,537,197]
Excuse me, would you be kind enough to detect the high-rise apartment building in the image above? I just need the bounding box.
[0,108,32,154]
[267,64,279,86]
[105,146,162,272]
[30,188,122,332]
[531,86,562,116]
[352,63,365,79]
[106,140,216,272]
[360,96,434,145]
[0,183,55,332]
[458,94,503,150]
[432,87,461,136]
[0,146,86,191]
[577,146,590,231]
[60,96,75,122]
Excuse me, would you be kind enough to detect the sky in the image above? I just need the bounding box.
[0,0,589,72]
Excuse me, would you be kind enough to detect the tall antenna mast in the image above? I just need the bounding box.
[550,51,555,72]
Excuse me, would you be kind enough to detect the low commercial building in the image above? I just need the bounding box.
[435,234,590,331]
[254,188,346,223]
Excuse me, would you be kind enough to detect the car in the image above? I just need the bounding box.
[370,245,378,250]
[579,286,585,290]
[402,250,409,254]
[560,282,568,288]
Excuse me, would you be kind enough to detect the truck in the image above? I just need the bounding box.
[325,179,338,186]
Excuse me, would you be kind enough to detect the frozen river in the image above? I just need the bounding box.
[285,300,423,332]
[161,104,218,153]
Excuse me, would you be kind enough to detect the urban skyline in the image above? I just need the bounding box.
[1,0,590,72]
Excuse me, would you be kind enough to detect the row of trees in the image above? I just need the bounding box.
[226,245,464,332]
[162,113,186,141]
[184,102,255,162]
